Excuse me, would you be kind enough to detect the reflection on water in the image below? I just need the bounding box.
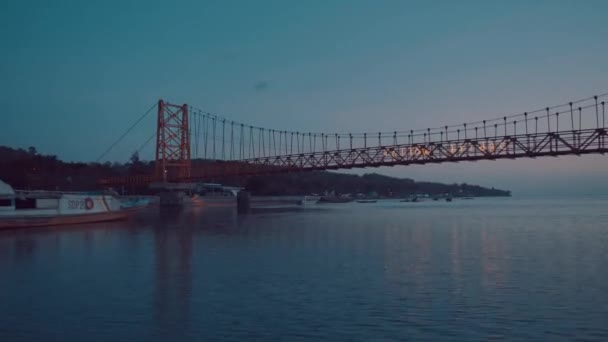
[1,198,608,341]
[154,209,192,340]
[481,225,506,290]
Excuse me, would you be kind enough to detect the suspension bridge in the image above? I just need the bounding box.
[98,93,608,186]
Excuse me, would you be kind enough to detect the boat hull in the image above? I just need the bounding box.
[299,196,320,205]
[187,196,236,207]
[0,210,131,229]
[319,197,352,203]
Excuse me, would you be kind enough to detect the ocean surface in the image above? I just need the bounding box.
[1,197,607,341]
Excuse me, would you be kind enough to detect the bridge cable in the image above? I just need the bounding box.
[135,132,156,158]
[96,103,156,162]
[189,92,608,139]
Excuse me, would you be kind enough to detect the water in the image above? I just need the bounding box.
[1,197,607,341]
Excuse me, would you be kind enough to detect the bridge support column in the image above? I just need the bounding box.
[155,100,191,181]
[237,191,251,214]
[151,182,195,208]
[159,191,186,207]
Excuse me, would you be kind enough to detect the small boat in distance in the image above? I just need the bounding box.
[400,196,418,203]
[0,179,135,229]
[356,199,377,203]
[191,183,242,207]
[300,196,320,205]
[319,196,352,203]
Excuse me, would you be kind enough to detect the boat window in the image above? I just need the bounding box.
[0,199,13,207]
[15,198,36,209]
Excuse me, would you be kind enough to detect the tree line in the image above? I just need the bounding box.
[0,146,510,197]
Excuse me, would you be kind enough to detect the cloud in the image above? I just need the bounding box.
[254,81,269,91]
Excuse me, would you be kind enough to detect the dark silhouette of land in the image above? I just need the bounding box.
[0,146,510,197]
[242,172,510,197]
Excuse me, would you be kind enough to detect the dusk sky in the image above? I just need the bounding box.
[1,0,607,195]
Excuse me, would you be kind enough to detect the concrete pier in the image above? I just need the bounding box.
[237,191,251,214]
[159,191,185,207]
[151,182,195,208]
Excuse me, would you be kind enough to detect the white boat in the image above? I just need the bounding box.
[0,180,134,229]
[400,196,419,203]
[300,196,320,205]
[189,183,243,207]
[186,194,237,207]
[119,196,153,209]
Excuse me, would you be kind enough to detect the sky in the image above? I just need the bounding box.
[1,0,607,195]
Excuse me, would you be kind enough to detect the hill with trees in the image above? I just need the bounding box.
[239,172,510,197]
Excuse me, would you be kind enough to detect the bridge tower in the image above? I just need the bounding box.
[155,100,191,182]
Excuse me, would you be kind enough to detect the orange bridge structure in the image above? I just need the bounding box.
[99,94,608,186]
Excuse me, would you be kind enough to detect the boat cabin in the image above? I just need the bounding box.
[0,180,15,212]
[195,183,242,197]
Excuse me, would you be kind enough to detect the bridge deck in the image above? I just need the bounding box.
[100,128,606,185]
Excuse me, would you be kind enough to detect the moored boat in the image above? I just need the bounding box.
[0,180,135,229]
[119,196,153,209]
[188,183,242,207]
[300,196,320,205]
[356,199,377,203]
[319,196,352,203]
[187,194,237,207]
[400,196,419,203]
